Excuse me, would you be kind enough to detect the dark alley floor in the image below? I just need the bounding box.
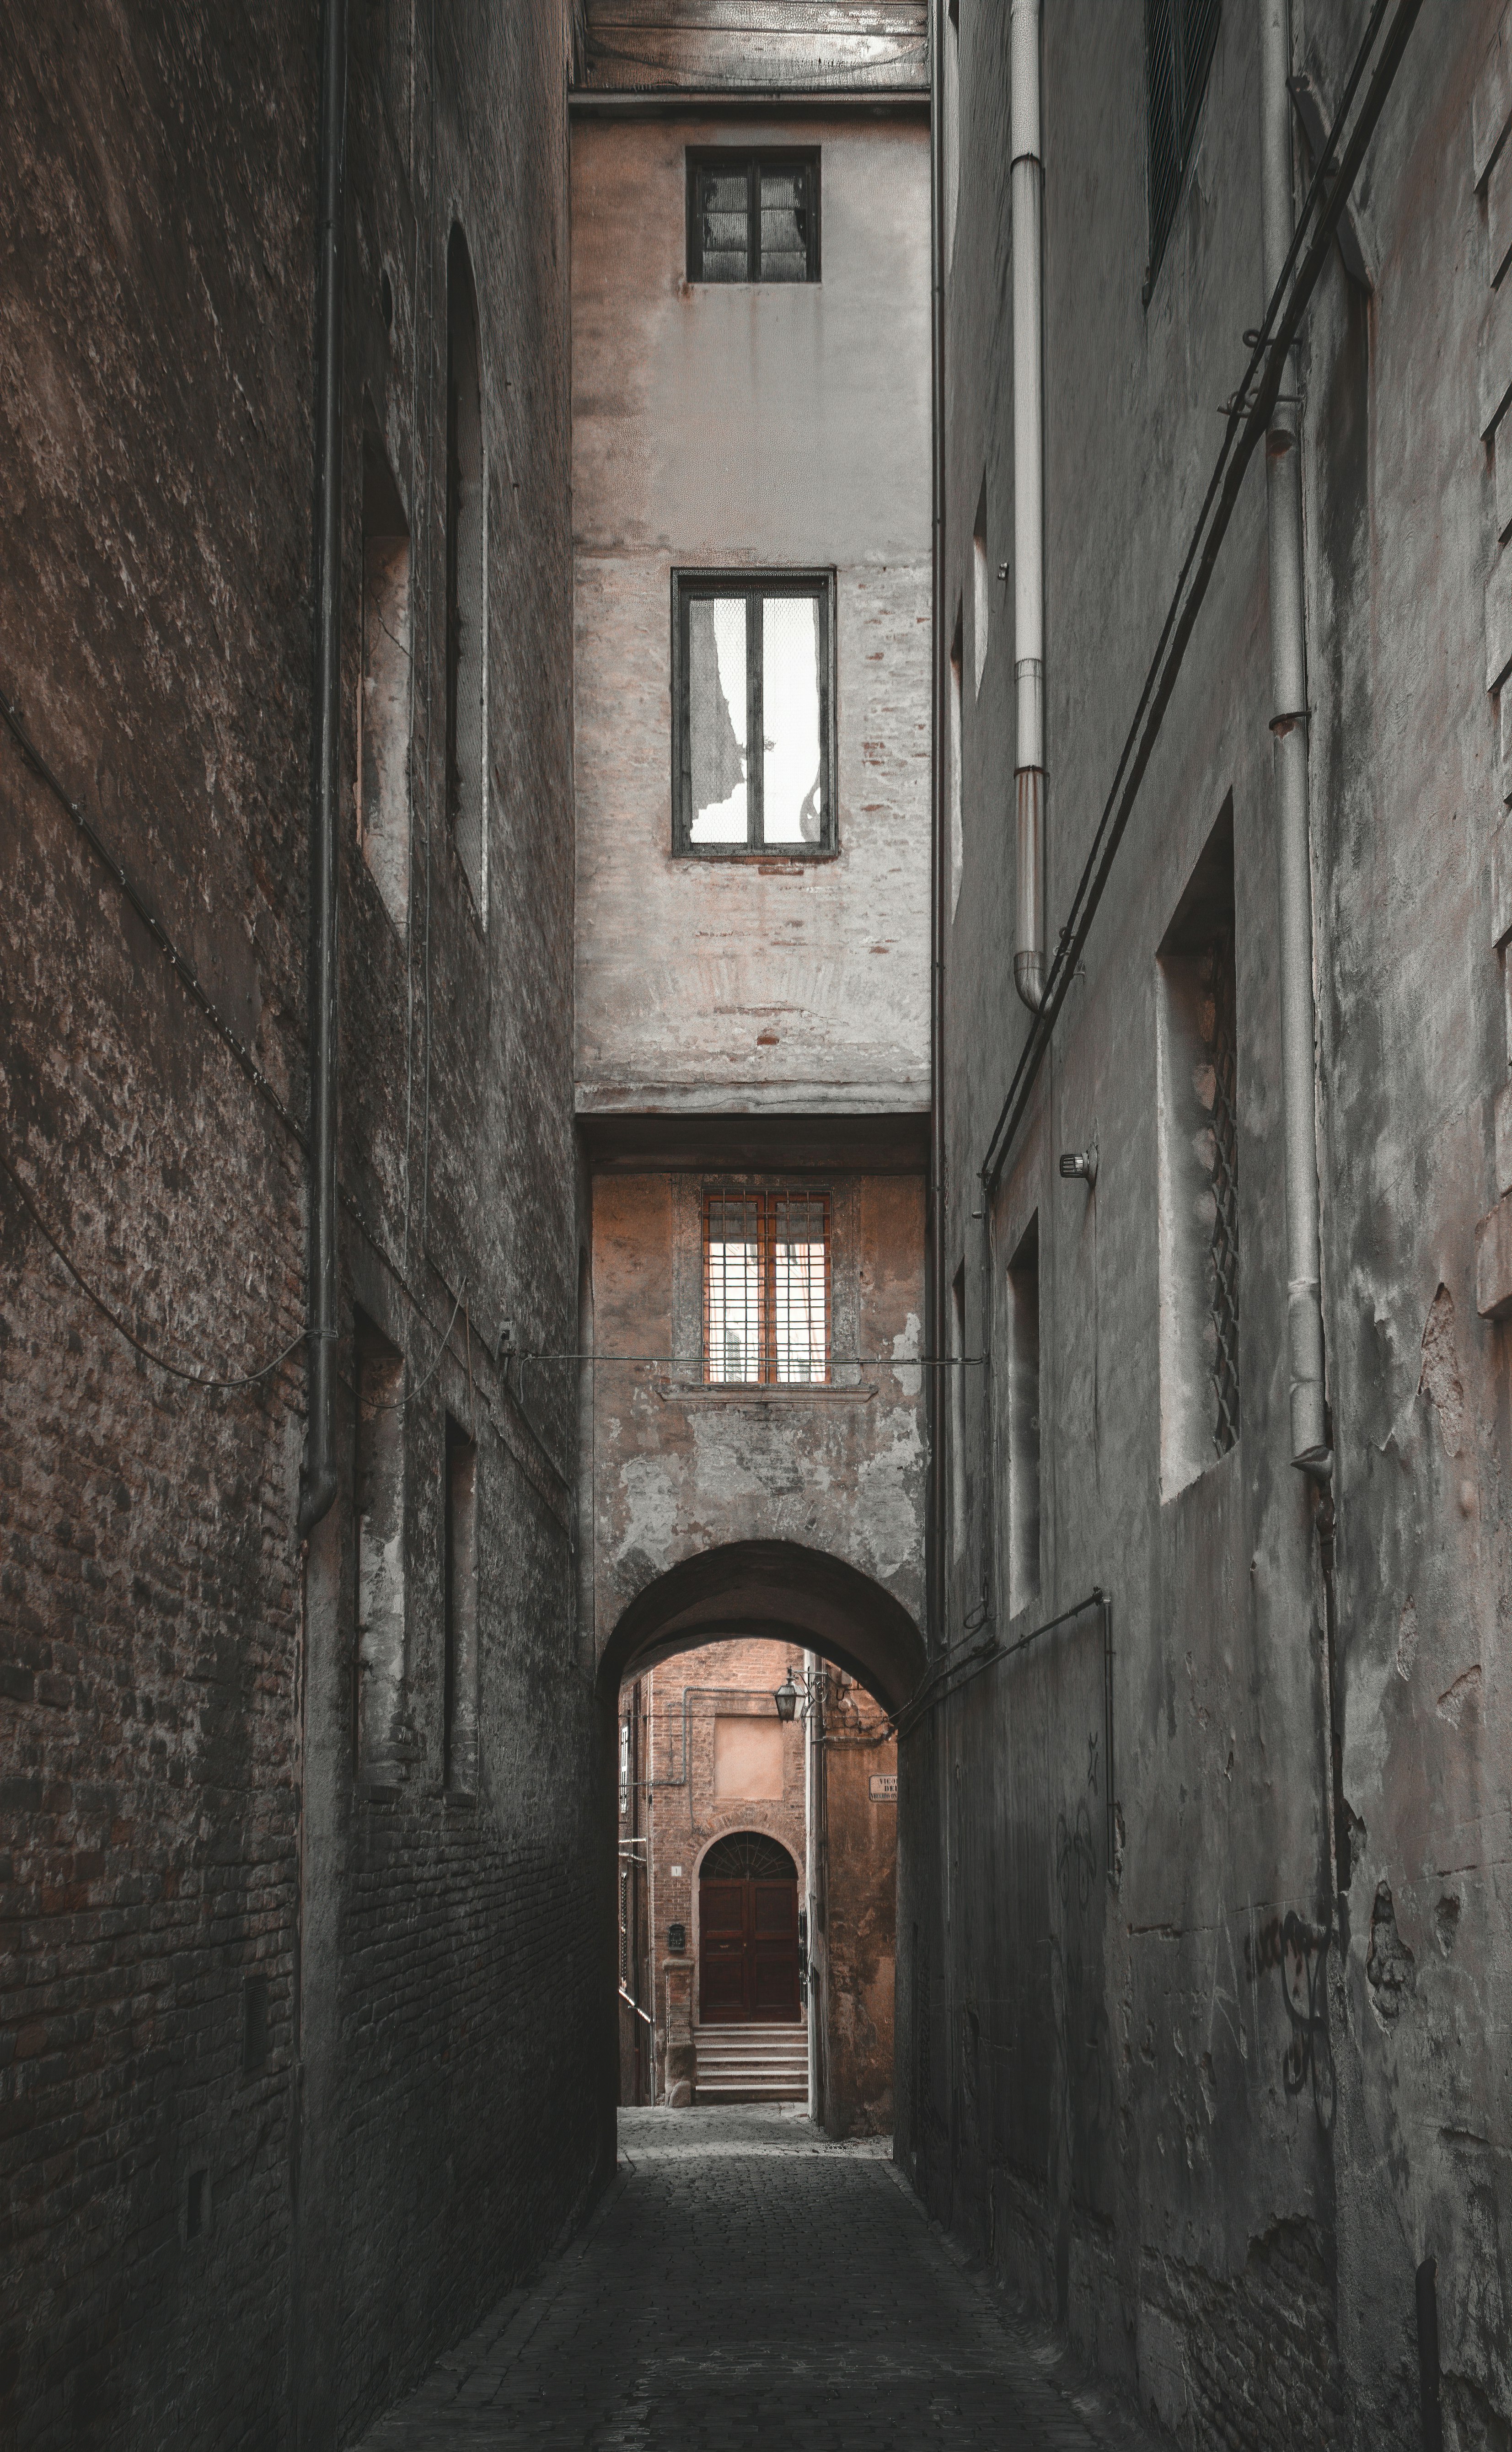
[356,2109,1161,2451]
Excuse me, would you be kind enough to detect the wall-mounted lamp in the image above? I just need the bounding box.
[1059,1146,1097,1190]
[774,1663,828,1723]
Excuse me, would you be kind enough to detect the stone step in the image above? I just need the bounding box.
[693,2022,808,2103]
[696,2051,808,2071]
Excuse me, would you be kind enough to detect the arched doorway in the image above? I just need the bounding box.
[601,1543,922,2125]
[698,1831,801,2025]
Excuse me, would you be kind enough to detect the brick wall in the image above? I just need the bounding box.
[0,7,602,2447]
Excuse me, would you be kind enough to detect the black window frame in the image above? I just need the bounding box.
[671,569,837,861]
[685,150,821,284]
[1143,0,1221,305]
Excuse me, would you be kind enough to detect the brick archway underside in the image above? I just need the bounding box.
[599,1539,925,1716]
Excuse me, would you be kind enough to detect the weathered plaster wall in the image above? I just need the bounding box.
[913,2,1511,2446]
[588,1171,928,1679]
[0,9,602,2448]
[814,1686,897,2139]
[571,112,932,1115]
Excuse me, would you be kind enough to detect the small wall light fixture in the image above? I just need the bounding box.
[1059,1146,1097,1189]
[775,1663,830,1723]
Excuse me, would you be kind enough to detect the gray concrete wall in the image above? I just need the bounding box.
[912,3,1512,2446]
[571,112,933,1117]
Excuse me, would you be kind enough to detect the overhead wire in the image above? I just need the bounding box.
[0,1143,307,1392]
[1,682,306,1153]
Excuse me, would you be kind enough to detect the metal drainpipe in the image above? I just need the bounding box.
[928,0,947,1651]
[1011,0,1047,1014]
[1260,0,1330,1481]
[297,0,349,1541]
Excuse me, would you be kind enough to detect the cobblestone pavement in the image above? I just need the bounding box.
[358,2109,1161,2451]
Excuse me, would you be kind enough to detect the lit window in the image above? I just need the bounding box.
[686,152,819,283]
[674,573,834,857]
[703,1192,830,1386]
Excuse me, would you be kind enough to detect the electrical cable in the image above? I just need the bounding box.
[886,1589,1106,1742]
[365,1281,466,1411]
[1,682,307,1154]
[509,1351,986,1367]
[0,1143,308,1392]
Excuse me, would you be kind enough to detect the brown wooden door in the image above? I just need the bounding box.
[698,1872,800,2023]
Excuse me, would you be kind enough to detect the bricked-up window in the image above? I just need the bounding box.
[445,224,487,920]
[443,1420,478,1794]
[1006,1217,1040,1617]
[357,405,411,934]
[703,1192,830,1385]
[1157,802,1239,1497]
[1144,0,1221,302]
[354,1315,406,1782]
[686,152,819,282]
[674,572,834,856]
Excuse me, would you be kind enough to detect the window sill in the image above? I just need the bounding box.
[673,844,841,866]
[656,1379,876,1405]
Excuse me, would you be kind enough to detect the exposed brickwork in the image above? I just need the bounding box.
[0,7,598,2448]
[1138,2221,1348,2450]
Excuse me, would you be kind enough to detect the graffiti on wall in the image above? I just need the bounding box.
[1246,1908,1335,2133]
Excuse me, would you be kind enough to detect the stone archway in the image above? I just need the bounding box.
[602,1543,920,2113]
[597,1536,927,1717]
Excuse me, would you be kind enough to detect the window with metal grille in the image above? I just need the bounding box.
[1156,805,1239,1496]
[686,152,819,283]
[673,572,835,857]
[1143,0,1221,303]
[703,1191,830,1385]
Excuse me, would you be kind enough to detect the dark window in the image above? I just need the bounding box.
[445,225,486,918]
[703,1191,830,1386]
[1144,0,1221,302]
[443,1420,478,1794]
[686,152,819,283]
[673,572,835,856]
[1157,805,1239,1490]
[357,404,411,933]
[1006,1217,1040,1617]
[354,1312,406,1782]
[241,1974,269,2074]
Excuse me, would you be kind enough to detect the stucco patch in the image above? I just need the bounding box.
[1418,1282,1466,1458]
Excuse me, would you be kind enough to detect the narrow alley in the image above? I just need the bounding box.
[4,0,1511,2447]
[358,2111,1158,2452]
